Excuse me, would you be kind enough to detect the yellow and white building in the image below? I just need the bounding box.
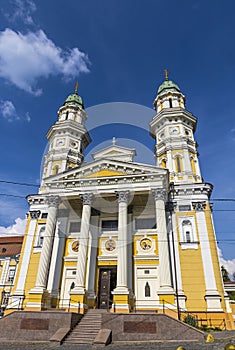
[7,77,235,329]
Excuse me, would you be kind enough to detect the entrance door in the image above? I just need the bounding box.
[98,267,117,309]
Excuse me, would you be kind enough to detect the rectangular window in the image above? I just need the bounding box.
[101,220,118,231]
[186,231,191,243]
[135,218,156,230]
[69,222,81,233]
[179,205,191,212]
[41,213,48,219]
[8,268,15,283]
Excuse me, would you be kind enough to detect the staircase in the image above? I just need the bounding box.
[64,309,104,344]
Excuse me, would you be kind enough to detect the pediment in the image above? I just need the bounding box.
[43,158,168,190]
[92,145,136,162]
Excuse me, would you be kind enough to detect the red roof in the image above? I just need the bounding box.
[0,236,24,257]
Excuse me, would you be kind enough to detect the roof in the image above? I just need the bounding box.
[157,79,181,94]
[0,236,24,258]
[64,93,84,108]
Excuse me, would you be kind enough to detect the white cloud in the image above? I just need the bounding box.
[0,100,30,122]
[0,29,90,95]
[218,248,235,279]
[0,217,26,236]
[4,0,37,26]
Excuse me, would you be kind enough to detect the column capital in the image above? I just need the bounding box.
[116,190,130,203]
[29,210,41,219]
[192,201,206,211]
[80,193,94,205]
[46,196,61,208]
[152,188,167,202]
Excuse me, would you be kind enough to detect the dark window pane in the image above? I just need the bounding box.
[135,218,156,230]
[102,220,118,231]
[69,222,81,233]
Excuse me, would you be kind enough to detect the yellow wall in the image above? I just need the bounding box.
[176,211,206,311]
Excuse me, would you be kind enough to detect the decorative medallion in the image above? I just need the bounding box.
[140,238,152,251]
[105,239,116,252]
[71,240,79,252]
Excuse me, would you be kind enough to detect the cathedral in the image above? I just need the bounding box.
[6,76,235,329]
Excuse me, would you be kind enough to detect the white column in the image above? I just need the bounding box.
[152,189,173,293]
[87,212,99,301]
[127,207,133,292]
[33,196,61,292]
[74,193,93,291]
[47,209,69,298]
[114,191,129,291]
[193,201,222,311]
[13,210,40,297]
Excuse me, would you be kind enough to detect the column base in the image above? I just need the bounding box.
[205,291,223,312]
[25,288,49,311]
[69,289,87,314]
[158,287,175,305]
[86,290,97,309]
[111,288,130,313]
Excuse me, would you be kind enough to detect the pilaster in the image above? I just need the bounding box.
[193,201,222,312]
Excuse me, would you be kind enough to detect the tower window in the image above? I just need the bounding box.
[169,98,173,108]
[176,156,182,172]
[65,111,69,120]
[182,220,193,243]
[145,282,151,297]
[186,231,191,243]
[161,159,167,168]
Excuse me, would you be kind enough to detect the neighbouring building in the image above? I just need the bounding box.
[6,76,235,329]
[0,236,23,313]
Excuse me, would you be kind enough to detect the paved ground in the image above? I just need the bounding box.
[0,331,235,350]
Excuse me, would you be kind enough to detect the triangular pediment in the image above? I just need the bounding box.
[42,158,168,191]
[92,144,136,162]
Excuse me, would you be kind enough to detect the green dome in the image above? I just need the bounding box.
[157,80,181,95]
[64,93,84,108]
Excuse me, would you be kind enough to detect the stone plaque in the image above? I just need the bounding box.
[20,318,49,330]
[123,321,156,333]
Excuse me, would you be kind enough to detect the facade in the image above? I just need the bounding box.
[0,236,23,313]
[6,77,235,329]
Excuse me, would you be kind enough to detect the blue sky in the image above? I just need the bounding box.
[0,1,235,270]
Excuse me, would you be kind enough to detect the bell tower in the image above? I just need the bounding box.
[42,83,91,180]
[149,71,202,184]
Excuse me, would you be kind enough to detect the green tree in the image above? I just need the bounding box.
[221,266,230,282]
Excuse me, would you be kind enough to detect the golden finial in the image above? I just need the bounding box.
[74,81,79,94]
[164,69,169,81]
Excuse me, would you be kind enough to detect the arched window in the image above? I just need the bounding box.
[52,165,59,175]
[38,226,45,247]
[182,220,192,243]
[145,282,151,297]
[161,159,167,168]
[65,111,69,120]
[175,156,182,173]
[169,98,173,108]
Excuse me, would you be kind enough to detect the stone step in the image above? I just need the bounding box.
[64,309,103,345]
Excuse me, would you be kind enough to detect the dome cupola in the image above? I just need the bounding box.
[154,70,185,112]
